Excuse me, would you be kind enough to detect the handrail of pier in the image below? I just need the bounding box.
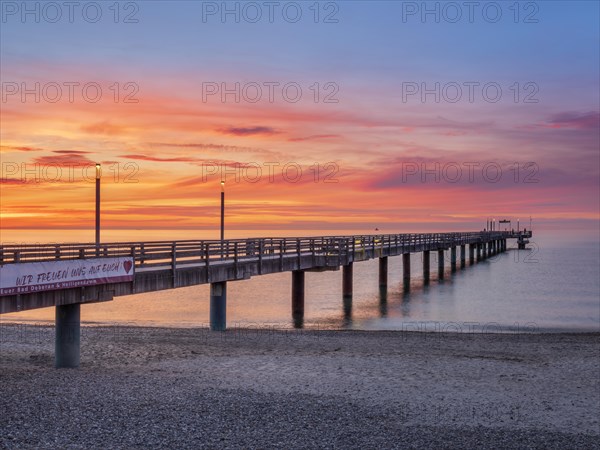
[0,231,531,265]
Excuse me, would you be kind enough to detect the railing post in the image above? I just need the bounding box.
[129,245,136,292]
[234,242,239,276]
[171,243,177,288]
[296,239,301,269]
[205,243,210,282]
[258,239,263,275]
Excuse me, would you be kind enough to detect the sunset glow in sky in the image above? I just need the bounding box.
[1,1,599,237]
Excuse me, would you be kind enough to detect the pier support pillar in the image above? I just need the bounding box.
[291,271,305,327]
[450,247,457,271]
[378,257,388,289]
[423,250,430,284]
[55,303,80,368]
[438,249,444,279]
[343,263,353,299]
[402,253,411,287]
[469,244,475,264]
[476,244,481,261]
[210,281,227,331]
[460,245,466,268]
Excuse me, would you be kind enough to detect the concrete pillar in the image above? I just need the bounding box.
[378,257,388,289]
[379,293,388,317]
[210,281,227,331]
[343,296,352,321]
[476,244,481,261]
[469,244,475,264]
[460,245,466,268]
[438,249,444,279]
[402,253,411,285]
[423,250,430,284]
[343,263,353,299]
[291,271,305,327]
[450,247,457,271]
[55,303,80,368]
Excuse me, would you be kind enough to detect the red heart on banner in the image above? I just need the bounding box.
[123,260,133,274]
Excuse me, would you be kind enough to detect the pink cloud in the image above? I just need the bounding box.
[288,134,340,142]
[218,126,280,136]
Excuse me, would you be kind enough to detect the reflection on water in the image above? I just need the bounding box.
[1,232,599,333]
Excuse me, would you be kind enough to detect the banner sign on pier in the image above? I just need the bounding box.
[0,257,134,295]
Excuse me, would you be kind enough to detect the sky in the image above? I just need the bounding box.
[1,0,599,237]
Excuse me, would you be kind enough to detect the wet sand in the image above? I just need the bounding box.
[1,324,599,448]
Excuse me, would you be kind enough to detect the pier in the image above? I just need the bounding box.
[0,230,532,367]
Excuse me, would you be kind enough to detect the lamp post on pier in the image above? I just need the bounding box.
[220,180,225,257]
[95,163,101,251]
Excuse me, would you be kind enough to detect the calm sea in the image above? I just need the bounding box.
[1,229,599,333]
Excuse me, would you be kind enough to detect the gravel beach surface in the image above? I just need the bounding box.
[1,324,599,449]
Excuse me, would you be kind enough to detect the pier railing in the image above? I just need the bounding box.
[0,231,527,266]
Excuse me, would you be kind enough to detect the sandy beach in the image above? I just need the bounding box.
[1,324,598,449]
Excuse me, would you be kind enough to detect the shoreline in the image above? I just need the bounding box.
[2,324,599,448]
[1,319,598,335]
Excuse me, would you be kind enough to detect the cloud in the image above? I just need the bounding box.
[520,111,600,131]
[80,121,128,135]
[0,145,44,152]
[53,150,93,154]
[150,142,252,150]
[288,134,340,142]
[146,142,274,155]
[120,154,198,163]
[545,111,599,130]
[0,177,25,184]
[32,153,95,166]
[217,126,280,136]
